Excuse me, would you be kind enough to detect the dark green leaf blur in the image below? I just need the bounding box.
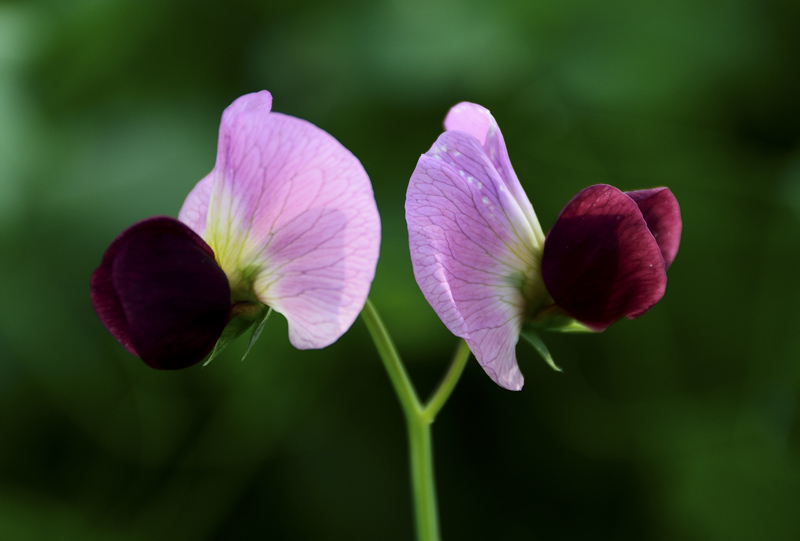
[1,0,798,539]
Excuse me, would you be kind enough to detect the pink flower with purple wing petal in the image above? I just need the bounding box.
[91,91,381,369]
[406,102,681,390]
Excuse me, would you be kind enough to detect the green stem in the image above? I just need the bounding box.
[361,299,422,415]
[407,413,438,540]
[422,339,471,423]
[361,299,472,541]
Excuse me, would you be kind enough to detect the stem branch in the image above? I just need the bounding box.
[361,299,471,541]
[422,339,471,423]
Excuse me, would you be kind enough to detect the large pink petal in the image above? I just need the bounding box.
[542,184,667,331]
[443,102,544,245]
[626,188,682,269]
[406,130,543,390]
[201,92,380,349]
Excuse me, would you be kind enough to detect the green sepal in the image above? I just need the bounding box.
[528,305,594,333]
[520,329,562,372]
[550,319,593,333]
[204,303,271,366]
[242,307,272,361]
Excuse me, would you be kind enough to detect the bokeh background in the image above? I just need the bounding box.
[1,0,799,539]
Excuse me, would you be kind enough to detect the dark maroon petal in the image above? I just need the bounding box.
[91,233,139,357]
[90,216,231,369]
[625,188,681,269]
[542,184,667,331]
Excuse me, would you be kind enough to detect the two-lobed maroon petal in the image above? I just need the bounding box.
[542,184,681,331]
[626,187,682,269]
[90,217,232,369]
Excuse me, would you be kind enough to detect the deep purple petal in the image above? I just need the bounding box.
[91,234,139,358]
[90,217,231,369]
[183,92,380,349]
[626,188,682,269]
[406,130,544,390]
[542,185,667,331]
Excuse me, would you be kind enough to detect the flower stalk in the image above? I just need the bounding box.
[361,299,471,541]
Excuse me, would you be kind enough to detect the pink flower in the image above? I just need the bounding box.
[406,102,681,390]
[92,91,381,369]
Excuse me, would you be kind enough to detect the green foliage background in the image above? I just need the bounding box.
[1,0,799,539]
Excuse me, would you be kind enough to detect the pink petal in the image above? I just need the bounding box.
[178,172,213,237]
[443,102,544,245]
[406,130,542,390]
[626,188,682,269]
[193,92,380,349]
[542,184,667,331]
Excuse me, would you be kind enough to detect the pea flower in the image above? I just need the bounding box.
[405,102,681,390]
[91,91,381,369]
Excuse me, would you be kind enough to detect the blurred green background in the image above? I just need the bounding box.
[1,0,799,539]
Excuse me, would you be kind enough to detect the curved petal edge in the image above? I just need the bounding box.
[626,187,682,269]
[406,130,541,390]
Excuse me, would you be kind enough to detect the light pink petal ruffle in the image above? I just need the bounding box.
[180,91,381,349]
